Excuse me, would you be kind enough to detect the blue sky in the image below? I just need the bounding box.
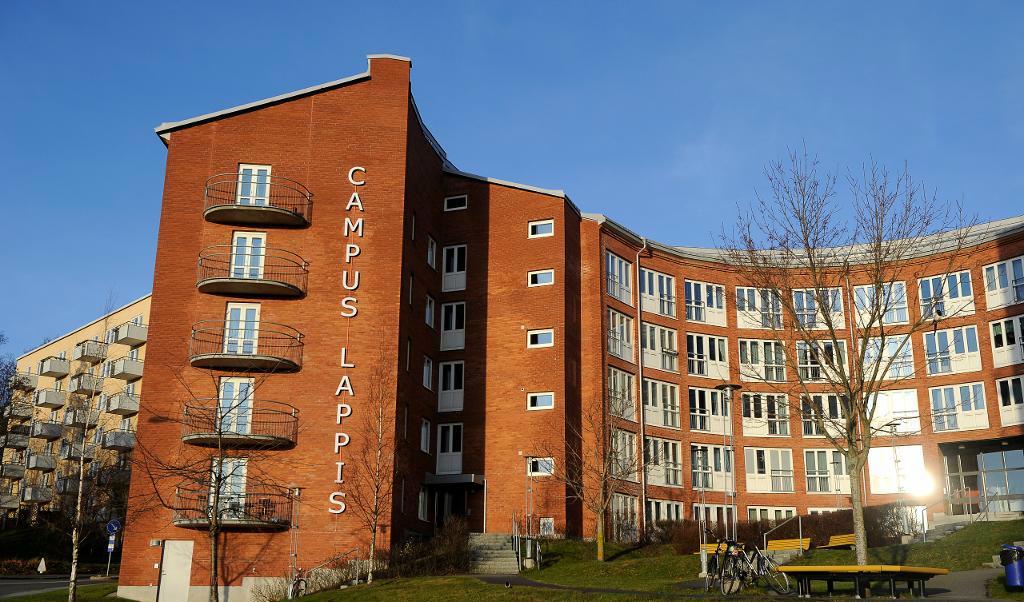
[2,1,1023,354]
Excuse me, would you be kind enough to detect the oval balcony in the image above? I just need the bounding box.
[188,321,303,372]
[196,245,308,298]
[204,173,312,228]
[172,484,292,531]
[182,399,298,448]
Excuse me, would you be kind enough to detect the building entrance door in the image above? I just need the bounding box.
[157,540,194,602]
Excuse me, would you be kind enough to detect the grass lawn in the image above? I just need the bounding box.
[789,519,1024,572]
[524,539,700,593]
[989,575,1024,600]
[1,583,126,602]
[299,576,651,600]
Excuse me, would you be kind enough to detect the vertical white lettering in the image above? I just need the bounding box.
[344,244,361,263]
[343,217,364,237]
[336,403,352,422]
[340,348,355,368]
[328,492,347,514]
[334,432,351,452]
[348,167,366,186]
[334,376,354,396]
[341,270,361,291]
[340,297,358,317]
[335,462,346,484]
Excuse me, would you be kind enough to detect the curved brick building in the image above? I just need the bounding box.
[118,55,1024,601]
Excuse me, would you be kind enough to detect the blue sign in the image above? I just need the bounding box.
[107,534,116,553]
[106,519,121,534]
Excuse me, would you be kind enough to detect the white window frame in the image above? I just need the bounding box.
[796,340,848,382]
[644,436,682,487]
[527,457,555,476]
[235,164,271,206]
[864,335,914,380]
[801,394,846,438]
[443,194,468,212]
[436,423,463,475]
[998,375,1024,426]
[736,287,783,329]
[438,361,464,412]
[738,339,786,382]
[918,270,975,319]
[743,447,794,493]
[869,389,921,434]
[686,333,728,379]
[441,244,467,292]
[608,309,634,362]
[924,325,981,375]
[741,392,789,437]
[983,255,1024,310]
[418,489,429,521]
[639,268,676,318]
[747,506,796,522]
[612,430,638,481]
[223,302,260,355]
[854,282,909,326]
[691,443,734,492]
[642,378,680,429]
[606,251,632,305]
[440,302,466,351]
[646,499,684,524]
[990,314,1024,368]
[424,295,435,328]
[528,219,555,238]
[422,356,433,390]
[793,288,843,329]
[641,322,678,373]
[805,449,850,494]
[607,367,636,420]
[929,382,987,432]
[684,280,726,326]
[527,392,555,411]
[426,236,438,270]
[527,328,554,349]
[419,419,431,454]
[528,269,555,287]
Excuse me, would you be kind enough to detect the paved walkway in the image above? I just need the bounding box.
[926,567,1002,600]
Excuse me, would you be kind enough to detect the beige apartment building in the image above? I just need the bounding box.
[1,294,150,522]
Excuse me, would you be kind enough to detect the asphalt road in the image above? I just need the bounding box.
[0,578,71,599]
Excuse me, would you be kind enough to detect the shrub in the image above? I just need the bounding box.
[386,516,471,578]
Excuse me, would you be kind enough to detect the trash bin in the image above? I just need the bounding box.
[1000,545,1024,588]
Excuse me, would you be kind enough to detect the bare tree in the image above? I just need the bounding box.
[345,336,398,584]
[540,391,640,561]
[721,148,973,564]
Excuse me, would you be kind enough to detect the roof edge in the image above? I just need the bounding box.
[17,293,153,361]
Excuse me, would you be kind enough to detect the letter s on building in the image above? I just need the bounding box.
[328,491,347,514]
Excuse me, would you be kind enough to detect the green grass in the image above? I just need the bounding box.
[1,583,126,602]
[789,519,1024,572]
[988,575,1024,601]
[299,576,650,600]
[524,539,700,593]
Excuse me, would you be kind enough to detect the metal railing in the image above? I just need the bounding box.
[182,398,299,446]
[686,300,706,322]
[770,469,794,492]
[173,484,293,529]
[606,275,631,304]
[688,352,707,376]
[189,320,304,366]
[204,173,313,224]
[197,245,309,293]
[607,330,633,361]
[763,514,804,556]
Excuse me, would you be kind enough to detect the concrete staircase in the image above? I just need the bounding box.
[468,533,520,574]
[916,511,1024,545]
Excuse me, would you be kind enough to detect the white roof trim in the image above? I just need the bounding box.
[17,293,153,361]
[410,94,454,170]
[442,167,566,198]
[367,53,412,63]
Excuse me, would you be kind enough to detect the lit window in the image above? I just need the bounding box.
[528,457,555,476]
[528,329,554,348]
[528,270,555,287]
[528,392,555,410]
[528,219,555,238]
[443,195,468,212]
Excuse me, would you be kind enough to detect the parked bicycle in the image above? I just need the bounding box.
[719,539,790,595]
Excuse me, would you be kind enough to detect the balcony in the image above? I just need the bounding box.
[57,476,81,495]
[70,374,104,395]
[102,430,136,451]
[21,486,53,504]
[27,454,56,472]
[60,442,97,462]
[204,172,312,228]
[0,463,25,480]
[0,493,18,509]
[646,461,683,488]
[196,245,308,297]
[72,340,108,364]
[39,357,70,378]
[0,434,29,450]
[9,372,37,391]
[5,403,33,421]
[113,322,148,347]
[189,321,303,372]
[30,421,62,441]
[106,392,140,416]
[172,484,293,530]
[110,357,144,381]
[182,399,298,448]
[34,388,67,410]
[63,409,101,429]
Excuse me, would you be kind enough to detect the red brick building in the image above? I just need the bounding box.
[118,55,1024,600]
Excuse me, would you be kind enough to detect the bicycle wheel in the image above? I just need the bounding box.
[720,554,743,595]
[704,554,719,593]
[759,554,790,594]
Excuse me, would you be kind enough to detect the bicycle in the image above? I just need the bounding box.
[288,568,307,599]
[701,529,735,594]
[719,540,791,595]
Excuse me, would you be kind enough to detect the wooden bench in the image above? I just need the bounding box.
[766,538,811,552]
[692,542,723,555]
[780,565,949,598]
[819,533,856,549]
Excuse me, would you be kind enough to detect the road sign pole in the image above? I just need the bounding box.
[106,549,112,577]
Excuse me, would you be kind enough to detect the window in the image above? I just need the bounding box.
[748,506,796,522]
[854,282,908,325]
[741,393,789,436]
[641,323,678,372]
[606,251,632,304]
[235,164,271,206]
[223,302,260,355]
[688,387,730,433]
[528,219,555,238]
[218,377,254,435]
[426,236,437,269]
[527,329,554,348]
[418,489,429,521]
[686,333,728,377]
[420,419,431,453]
[864,335,914,379]
[639,268,676,317]
[612,430,637,480]
[801,394,847,436]
[744,447,794,492]
[919,271,974,319]
[424,295,435,328]
[805,450,847,493]
[644,437,682,486]
[796,340,847,381]
[607,310,634,361]
[437,423,463,474]
[924,325,980,375]
[422,356,434,390]
[230,231,266,280]
[528,269,555,287]
[539,517,556,536]
[990,315,1024,368]
[793,288,843,328]
[438,361,464,412]
[410,212,416,240]
[528,392,554,410]
[984,255,1024,309]
[642,379,680,428]
[736,287,782,328]
[684,280,725,324]
[869,389,920,434]
[405,338,411,372]
[646,499,684,524]
[527,457,555,476]
[442,245,467,292]
[868,445,926,494]
[611,493,639,542]
[930,383,986,432]
[408,273,414,305]
[443,195,468,211]
[607,367,636,419]
[440,302,466,351]
[691,444,733,490]
[210,457,248,518]
[739,339,785,382]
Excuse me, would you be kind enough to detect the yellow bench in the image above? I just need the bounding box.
[692,542,724,555]
[819,533,856,549]
[779,565,949,598]
[766,538,811,552]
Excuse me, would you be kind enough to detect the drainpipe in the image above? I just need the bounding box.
[634,237,649,536]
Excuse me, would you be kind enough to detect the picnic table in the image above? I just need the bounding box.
[779,564,949,598]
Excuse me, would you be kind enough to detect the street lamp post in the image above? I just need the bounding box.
[716,383,742,541]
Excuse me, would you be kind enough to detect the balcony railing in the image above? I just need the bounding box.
[173,484,293,530]
[34,388,67,410]
[110,357,144,381]
[688,353,707,376]
[607,331,633,362]
[72,340,108,364]
[189,321,303,371]
[60,442,97,462]
[113,321,148,347]
[9,372,37,391]
[0,434,29,449]
[27,454,56,472]
[182,398,298,448]
[39,357,70,378]
[5,403,33,421]
[57,476,81,495]
[106,392,140,416]
[926,351,953,375]
[204,173,313,227]
[21,486,53,504]
[102,430,136,451]
[686,301,706,322]
[0,493,19,509]
[771,469,795,492]
[197,245,309,297]
[30,421,62,441]
[63,409,101,429]
[607,390,636,420]
[70,373,104,395]
[0,463,25,480]
[606,275,631,304]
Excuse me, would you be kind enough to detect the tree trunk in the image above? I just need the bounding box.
[595,509,606,562]
[848,457,869,565]
[209,528,219,602]
[68,449,87,602]
[367,522,377,584]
